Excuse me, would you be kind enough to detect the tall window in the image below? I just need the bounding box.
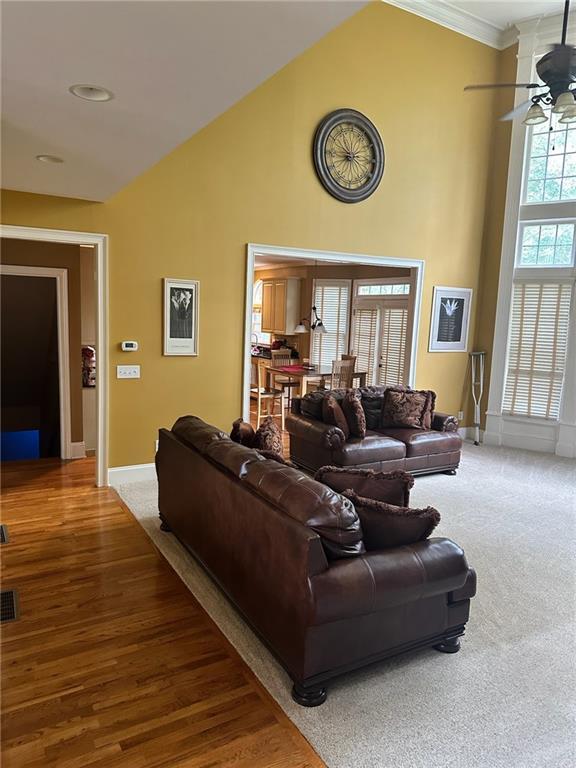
[502,105,576,421]
[310,279,351,369]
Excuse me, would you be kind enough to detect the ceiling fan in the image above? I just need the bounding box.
[465,0,576,125]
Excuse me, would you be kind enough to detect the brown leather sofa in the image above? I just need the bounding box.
[156,415,476,706]
[287,386,462,476]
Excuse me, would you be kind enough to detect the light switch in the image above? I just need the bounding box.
[117,365,140,379]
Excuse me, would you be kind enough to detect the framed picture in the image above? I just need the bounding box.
[163,278,199,356]
[429,286,472,352]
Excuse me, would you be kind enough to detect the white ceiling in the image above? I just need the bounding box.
[2,1,571,202]
[1,0,366,202]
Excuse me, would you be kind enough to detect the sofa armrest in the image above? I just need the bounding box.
[310,537,470,625]
[432,412,459,432]
[285,413,346,451]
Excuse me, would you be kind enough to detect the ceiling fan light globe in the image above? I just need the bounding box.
[522,103,548,125]
[552,91,575,113]
[559,105,576,124]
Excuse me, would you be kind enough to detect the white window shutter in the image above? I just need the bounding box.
[310,280,351,369]
[350,307,378,384]
[378,303,408,387]
[503,282,572,419]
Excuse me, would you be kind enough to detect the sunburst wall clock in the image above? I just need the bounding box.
[313,108,384,203]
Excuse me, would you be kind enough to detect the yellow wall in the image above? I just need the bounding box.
[0,2,511,466]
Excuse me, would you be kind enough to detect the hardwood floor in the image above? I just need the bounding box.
[0,458,325,768]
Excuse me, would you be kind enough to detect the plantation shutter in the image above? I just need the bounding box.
[377,302,408,387]
[310,280,351,369]
[350,308,378,384]
[503,282,572,419]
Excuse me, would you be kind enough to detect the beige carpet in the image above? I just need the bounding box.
[117,444,576,768]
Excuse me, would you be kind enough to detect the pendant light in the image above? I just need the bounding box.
[522,102,548,126]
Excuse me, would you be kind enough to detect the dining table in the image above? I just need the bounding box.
[267,363,368,397]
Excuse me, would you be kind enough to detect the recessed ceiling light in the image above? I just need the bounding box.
[69,84,114,102]
[36,154,64,164]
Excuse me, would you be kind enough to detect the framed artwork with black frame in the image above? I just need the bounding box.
[428,286,472,352]
[163,278,199,356]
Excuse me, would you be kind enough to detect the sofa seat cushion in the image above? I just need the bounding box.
[334,431,406,465]
[243,461,365,560]
[378,428,462,457]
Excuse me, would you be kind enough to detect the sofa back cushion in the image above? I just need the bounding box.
[315,466,413,507]
[173,415,229,452]
[300,388,354,421]
[244,460,365,560]
[359,386,387,430]
[342,488,440,550]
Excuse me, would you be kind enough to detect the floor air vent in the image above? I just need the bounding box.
[0,525,8,544]
[1,590,18,623]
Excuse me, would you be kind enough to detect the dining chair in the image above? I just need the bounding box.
[271,349,300,407]
[329,358,356,389]
[250,361,285,430]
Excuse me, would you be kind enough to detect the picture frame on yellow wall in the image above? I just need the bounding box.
[163,278,199,356]
[429,286,472,353]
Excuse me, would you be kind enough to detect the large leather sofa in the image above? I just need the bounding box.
[286,386,462,476]
[156,415,476,706]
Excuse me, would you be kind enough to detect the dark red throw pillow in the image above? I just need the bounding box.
[322,394,350,440]
[342,390,366,439]
[230,418,256,447]
[315,466,413,507]
[342,488,440,550]
[253,416,283,456]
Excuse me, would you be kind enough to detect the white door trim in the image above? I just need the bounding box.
[0,264,72,460]
[0,225,109,487]
[243,243,424,421]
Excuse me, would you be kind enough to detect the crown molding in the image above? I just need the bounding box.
[381,1,574,51]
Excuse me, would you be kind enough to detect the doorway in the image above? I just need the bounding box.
[0,226,109,487]
[243,243,424,422]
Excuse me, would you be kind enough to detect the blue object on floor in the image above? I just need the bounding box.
[1,430,40,461]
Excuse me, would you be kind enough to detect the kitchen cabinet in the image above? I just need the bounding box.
[261,278,301,334]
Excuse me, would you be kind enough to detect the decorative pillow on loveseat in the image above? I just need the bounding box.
[341,488,440,550]
[322,395,350,440]
[381,388,436,429]
[342,390,367,439]
[230,418,256,447]
[254,416,283,456]
[314,466,413,507]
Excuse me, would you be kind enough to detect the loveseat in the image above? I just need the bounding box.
[156,415,476,706]
[286,385,462,476]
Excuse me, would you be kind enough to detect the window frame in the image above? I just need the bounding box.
[515,219,576,269]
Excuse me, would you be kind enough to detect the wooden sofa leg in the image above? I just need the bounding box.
[159,516,172,532]
[292,682,328,707]
[434,636,461,654]
[443,469,457,476]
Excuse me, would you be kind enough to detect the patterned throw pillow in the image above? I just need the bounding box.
[253,416,283,456]
[315,466,413,507]
[342,488,440,550]
[230,418,256,447]
[383,387,437,429]
[322,394,350,440]
[342,390,367,439]
[382,389,428,429]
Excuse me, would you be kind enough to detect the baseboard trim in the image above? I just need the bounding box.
[458,427,484,442]
[70,441,86,459]
[108,463,156,487]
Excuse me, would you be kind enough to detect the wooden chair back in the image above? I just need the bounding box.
[271,349,292,368]
[331,358,355,389]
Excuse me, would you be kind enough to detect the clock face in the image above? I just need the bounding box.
[313,109,384,203]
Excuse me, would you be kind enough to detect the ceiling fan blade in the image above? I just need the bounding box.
[464,83,541,91]
[499,100,532,122]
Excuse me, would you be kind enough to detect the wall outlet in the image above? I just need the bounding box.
[117,365,140,379]
[458,411,464,421]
